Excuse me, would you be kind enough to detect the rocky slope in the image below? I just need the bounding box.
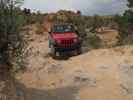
[0,69,17,100]
[14,25,133,100]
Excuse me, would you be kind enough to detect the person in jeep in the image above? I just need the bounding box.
[49,24,81,57]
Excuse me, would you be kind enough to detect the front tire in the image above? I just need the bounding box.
[50,45,56,58]
[77,47,82,55]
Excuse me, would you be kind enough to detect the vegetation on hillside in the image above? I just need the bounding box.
[115,0,133,45]
[44,11,117,50]
[0,0,26,71]
[0,0,132,71]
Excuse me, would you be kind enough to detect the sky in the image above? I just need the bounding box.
[22,0,128,15]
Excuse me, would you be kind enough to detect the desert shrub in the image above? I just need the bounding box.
[35,11,44,24]
[82,32,102,51]
[19,9,45,26]
[72,16,87,37]
[114,15,129,38]
[123,34,133,45]
[0,0,26,71]
[36,22,44,34]
[91,15,104,32]
[115,0,133,45]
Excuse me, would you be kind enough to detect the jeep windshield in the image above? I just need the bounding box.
[53,25,74,33]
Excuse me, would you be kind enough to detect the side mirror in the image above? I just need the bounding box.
[75,30,79,36]
[75,30,78,33]
[48,31,51,34]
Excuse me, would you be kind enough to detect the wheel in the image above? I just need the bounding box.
[77,47,82,55]
[50,45,56,58]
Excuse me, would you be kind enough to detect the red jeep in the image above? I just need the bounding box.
[49,24,81,57]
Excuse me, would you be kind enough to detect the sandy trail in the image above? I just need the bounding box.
[16,25,133,100]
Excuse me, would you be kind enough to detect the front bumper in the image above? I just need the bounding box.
[54,43,81,52]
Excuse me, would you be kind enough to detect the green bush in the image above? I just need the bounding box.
[114,0,133,45]
[123,35,133,45]
[36,23,44,34]
[0,0,25,70]
[82,32,102,49]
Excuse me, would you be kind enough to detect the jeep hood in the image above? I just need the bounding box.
[52,32,78,40]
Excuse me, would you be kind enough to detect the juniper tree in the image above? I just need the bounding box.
[0,0,24,66]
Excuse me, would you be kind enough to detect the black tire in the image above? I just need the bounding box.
[50,45,56,58]
[77,47,82,55]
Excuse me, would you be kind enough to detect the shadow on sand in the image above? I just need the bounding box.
[50,51,83,60]
[0,69,80,100]
[16,81,80,100]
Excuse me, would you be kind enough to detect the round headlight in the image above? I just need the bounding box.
[57,40,61,44]
[74,38,78,43]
